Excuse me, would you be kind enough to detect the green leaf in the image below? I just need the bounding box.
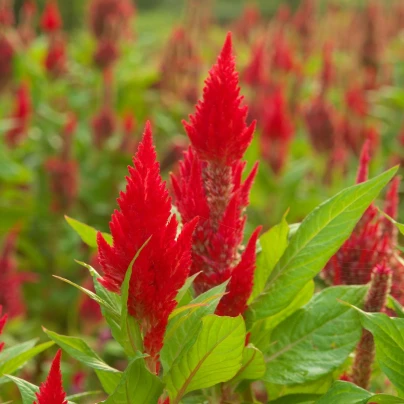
[353,310,404,392]
[66,391,103,401]
[0,341,54,379]
[264,286,367,385]
[369,395,404,403]
[176,272,200,304]
[0,339,37,364]
[43,328,121,394]
[230,344,266,384]
[378,209,404,236]
[164,315,245,404]
[5,375,38,404]
[250,280,314,352]
[249,214,289,303]
[160,281,229,375]
[104,357,164,404]
[387,295,404,318]
[246,166,397,323]
[316,381,372,404]
[65,215,112,248]
[270,393,319,404]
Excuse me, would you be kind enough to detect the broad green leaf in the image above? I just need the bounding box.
[246,167,397,322]
[270,393,319,404]
[264,286,367,385]
[0,339,37,364]
[353,309,404,392]
[176,272,200,304]
[316,381,372,404]
[0,341,54,378]
[165,315,245,403]
[387,295,404,318]
[249,214,289,303]
[66,391,103,401]
[104,358,163,404]
[44,328,121,394]
[250,280,314,352]
[231,344,266,384]
[160,281,229,375]
[65,215,112,248]
[369,395,404,403]
[5,375,38,404]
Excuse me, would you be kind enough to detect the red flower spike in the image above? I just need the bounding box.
[242,39,267,88]
[40,1,62,33]
[346,85,368,117]
[92,106,116,149]
[356,139,371,184]
[93,38,119,70]
[97,122,197,367]
[0,305,7,352]
[321,42,334,91]
[45,35,67,76]
[183,33,255,166]
[34,349,67,404]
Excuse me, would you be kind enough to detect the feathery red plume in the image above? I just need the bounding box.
[34,349,67,404]
[97,122,197,368]
[183,33,255,165]
[40,1,62,33]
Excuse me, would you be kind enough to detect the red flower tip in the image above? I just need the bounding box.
[41,1,62,33]
[356,140,371,184]
[384,177,400,221]
[97,122,197,364]
[183,32,255,165]
[0,305,7,353]
[34,349,67,404]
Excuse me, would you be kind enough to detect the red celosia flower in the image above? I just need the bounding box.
[19,0,37,45]
[93,38,119,70]
[34,349,68,404]
[45,35,67,76]
[0,0,14,27]
[0,230,27,318]
[0,305,7,352]
[119,112,137,153]
[40,1,62,33]
[242,39,267,88]
[91,106,116,149]
[172,33,261,317]
[97,122,197,371]
[321,42,334,91]
[5,83,32,147]
[260,86,294,174]
[345,85,368,117]
[272,32,295,73]
[183,33,255,165]
[233,4,261,43]
[0,35,14,91]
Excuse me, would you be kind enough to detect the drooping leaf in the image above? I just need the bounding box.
[65,216,112,248]
[104,357,163,404]
[264,286,367,385]
[43,329,121,394]
[230,344,266,384]
[246,167,397,323]
[164,315,245,403]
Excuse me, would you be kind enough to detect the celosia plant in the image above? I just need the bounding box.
[0,305,7,352]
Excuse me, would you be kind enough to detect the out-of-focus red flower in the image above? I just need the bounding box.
[172,33,261,317]
[293,0,314,55]
[119,112,137,153]
[6,83,32,147]
[0,305,7,352]
[97,122,197,372]
[93,38,119,70]
[345,85,368,117]
[40,1,62,33]
[79,278,103,324]
[242,39,267,88]
[321,42,334,91]
[45,35,67,76]
[0,35,14,91]
[0,230,27,318]
[0,0,14,27]
[260,86,294,174]
[361,1,381,71]
[34,350,67,404]
[233,4,261,43]
[183,33,255,165]
[272,32,295,73]
[89,0,134,40]
[91,106,116,149]
[19,0,37,45]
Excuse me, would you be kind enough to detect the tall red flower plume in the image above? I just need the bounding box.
[91,106,116,149]
[173,33,261,317]
[260,86,294,174]
[242,39,267,88]
[0,305,7,353]
[5,83,32,147]
[183,33,255,165]
[272,32,295,73]
[93,38,119,70]
[34,349,67,404]
[97,122,197,370]
[0,0,14,27]
[45,35,67,76]
[40,1,62,33]
[0,35,14,91]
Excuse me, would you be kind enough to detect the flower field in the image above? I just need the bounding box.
[1,0,404,403]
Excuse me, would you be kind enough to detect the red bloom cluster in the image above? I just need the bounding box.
[92,106,116,148]
[242,39,267,88]
[0,0,14,27]
[6,83,31,147]
[260,86,294,174]
[272,32,295,73]
[0,35,14,91]
[233,4,261,43]
[40,1,62,33]
[97,122,197,370]
[93,38,119,70]
[172,33,261,317]
[0,305,7,352]
[322,140,404,305]
[34,350,68,404]
[45,36,67,77]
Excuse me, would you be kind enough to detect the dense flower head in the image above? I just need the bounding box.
[40,1,62,33]
[93,38,119,70]
[183,33,255,166]
[97,122,197,365]
[45,36,67,76]
[0,35,14,91]
[260,86,294,174]
[5,83,32,147]
[34,350,67,404]
[272,32,295,73]
[242,39,267,88]
[91,106,116,149]
[0,305,7,352]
